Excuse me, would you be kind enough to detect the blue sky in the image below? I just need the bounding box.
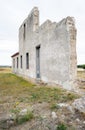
[0,0,85,65]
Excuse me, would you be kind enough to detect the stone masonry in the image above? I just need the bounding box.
[11,7,77,90]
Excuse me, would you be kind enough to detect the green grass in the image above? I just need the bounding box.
[56,123,67,130]
[10,107,34,125]
[17,111,34,124]
[0,71,79,107]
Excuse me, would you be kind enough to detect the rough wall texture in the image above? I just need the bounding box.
[12,7,77,90]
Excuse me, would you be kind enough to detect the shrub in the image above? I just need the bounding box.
[77,64,85,69]
[10,108,20,115]
[50,103,60,110]
[57,123,67,130]
[17,111,34,124]
[50,103,57,110]
[67,93,77,100]
[10,108,34,125]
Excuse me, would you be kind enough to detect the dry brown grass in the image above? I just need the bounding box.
[77,70,85,90]
[0,67,12,73]
[77,70,85,79]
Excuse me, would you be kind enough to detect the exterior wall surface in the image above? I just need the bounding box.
[12,54,19,74]
[12,7,77,90]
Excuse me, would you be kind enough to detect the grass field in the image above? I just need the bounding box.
[0,67,79,112]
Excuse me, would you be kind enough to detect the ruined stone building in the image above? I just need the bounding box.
[11,7,77,90]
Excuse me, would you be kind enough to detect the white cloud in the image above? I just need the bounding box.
[0,40,16,48]
[0,40,18,52]
[0,40,18,65]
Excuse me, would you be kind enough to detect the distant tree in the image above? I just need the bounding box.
[77,64,85,69]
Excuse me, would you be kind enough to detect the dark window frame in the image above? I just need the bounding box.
[23,23,26,40]
[17,57,19,68]
[26,53,29,69]
[20,55,22,68]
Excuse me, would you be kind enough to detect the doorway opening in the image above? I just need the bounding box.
[36,45,40,78]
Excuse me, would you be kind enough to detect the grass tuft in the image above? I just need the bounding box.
[17,111,34,124]
[57,123,67,130]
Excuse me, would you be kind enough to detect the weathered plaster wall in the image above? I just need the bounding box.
[34,17,77,89]
[12,55,19,74]
[12,7,77,90]
[18,7,39,77]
